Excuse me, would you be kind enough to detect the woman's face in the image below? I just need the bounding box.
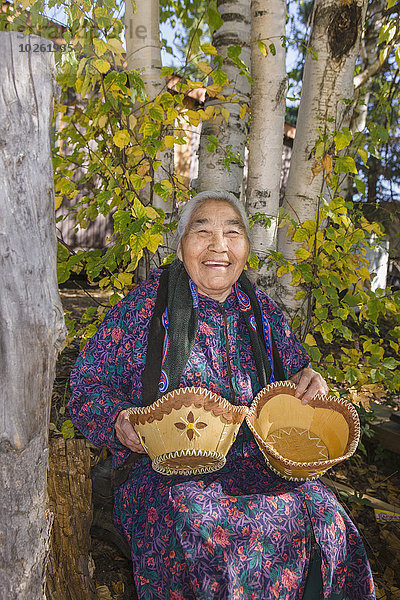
[177,200,250,302]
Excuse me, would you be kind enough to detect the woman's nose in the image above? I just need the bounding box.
[208,230,227,251]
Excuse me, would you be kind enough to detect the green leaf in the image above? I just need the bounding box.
[345,367,359,385]
[213,70,228,86]
[334,130,352,151]
[247,253,259,269]
[355,177,366,196]
[61,420,75,440]
[342,292,361,306]
[201,43,218,55]
[357,148,368,164]
[206,135,219,152]
[207,6,223,30]
[149,104,164,122]
[335,156,357,174]
[257,40,268,57]
[383,357,398,370]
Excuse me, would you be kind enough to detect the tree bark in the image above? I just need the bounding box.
[246,0,287,287]
[276,0,368,319]
[125,0,174,256]
[196,0,251,197]
[0,31,66,599]
[46,438,95,600]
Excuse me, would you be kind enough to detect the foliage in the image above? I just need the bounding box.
[2,0,399,396]
[2,0,251,344]
[268,115,400,392]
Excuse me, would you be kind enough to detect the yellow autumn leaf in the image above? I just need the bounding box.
[357,148,368,164]
[276,265,289,277]
[164,135,176,149]
[206,83,223,96]
[97,115,108,128]
[93,38,108,56]
[186,110,200,127]
[128,114,137,130]
[240,104,248,119]
[108,38,125,56]
[296,248,311,261]
[113,130,130,148]
[220,107,230,122]
[145,205,161,220]
[305,334,317,347]
[94,59,110,74]
[197,61,213,75]
[55,196,63,210]
[136,160,150,176]
[146,232,164,253]
[321,153,333,174]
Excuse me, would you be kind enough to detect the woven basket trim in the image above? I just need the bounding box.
[127,387,249,426]
[152,449,226,476]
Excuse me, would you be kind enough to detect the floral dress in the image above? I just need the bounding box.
[68,269,375,600]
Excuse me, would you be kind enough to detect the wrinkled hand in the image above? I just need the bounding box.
[289,367,329,405]
[115,409,147,453]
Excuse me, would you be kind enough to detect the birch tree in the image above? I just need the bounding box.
[195,0,251,197]
[246,0,287,288]
[276,0,368,317]
[125,0,174,230]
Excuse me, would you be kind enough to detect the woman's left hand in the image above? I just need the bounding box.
[289,367,329,404]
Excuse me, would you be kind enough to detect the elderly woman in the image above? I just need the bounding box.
[69,191,375,600]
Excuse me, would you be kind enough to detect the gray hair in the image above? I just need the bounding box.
[176,190,250,248]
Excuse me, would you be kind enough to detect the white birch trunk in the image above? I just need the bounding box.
[246,0,287,288]
[276,0,367,318]
[125,0,173,259]
[196,0,251,197]
[0,32,66,598]
[352,0,386,133]
[125,0,162,99]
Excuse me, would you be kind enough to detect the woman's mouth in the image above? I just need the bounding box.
[203,261,231,268]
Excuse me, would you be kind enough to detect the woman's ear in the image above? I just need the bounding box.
[177,243,183,261]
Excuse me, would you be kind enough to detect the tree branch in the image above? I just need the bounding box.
[354,58,383,89]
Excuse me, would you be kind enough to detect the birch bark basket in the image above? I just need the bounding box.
[0,31,66,599]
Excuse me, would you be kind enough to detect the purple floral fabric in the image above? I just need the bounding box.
[68,269,375,600]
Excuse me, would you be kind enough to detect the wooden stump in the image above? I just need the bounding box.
[46,437,96,600]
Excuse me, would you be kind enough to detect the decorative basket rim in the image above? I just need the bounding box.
[246,381,361,468]
[152,449,226,476]
[127,386,249,417]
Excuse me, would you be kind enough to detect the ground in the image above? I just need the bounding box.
[51,284,400,600]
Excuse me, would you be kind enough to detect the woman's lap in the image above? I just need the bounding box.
[113,455,375,600]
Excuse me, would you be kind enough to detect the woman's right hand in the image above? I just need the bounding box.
[115,409,147,454]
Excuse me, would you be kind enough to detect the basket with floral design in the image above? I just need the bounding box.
[127,387,249,475]
[246,381,360,481]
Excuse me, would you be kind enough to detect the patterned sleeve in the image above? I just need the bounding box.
[68,272,160,458]
[255,288,311,379]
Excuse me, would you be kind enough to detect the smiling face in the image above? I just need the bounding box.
[177,199,250,302]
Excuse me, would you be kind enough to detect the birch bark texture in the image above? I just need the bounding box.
[246,0,287,286]
[196,0,251,197]
[125,0,173,227]
[277,0,368,317]
[0,32,66,599]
